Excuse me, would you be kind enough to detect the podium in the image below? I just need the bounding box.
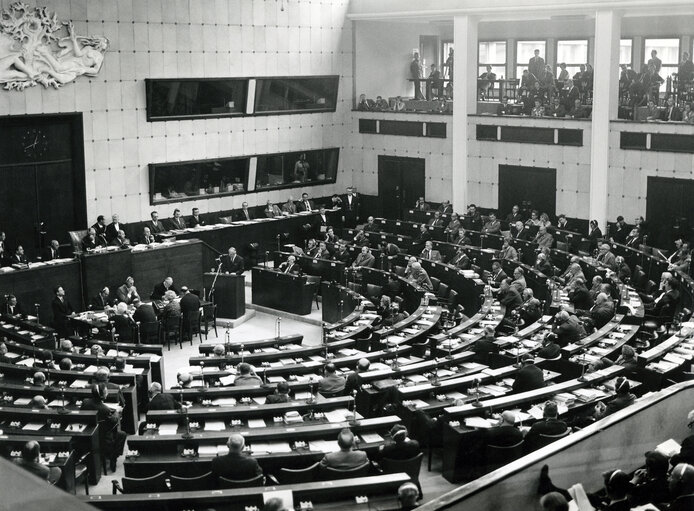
[203,272,245,319]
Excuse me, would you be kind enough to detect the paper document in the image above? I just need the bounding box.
[204,421,226,431]
[247,419,266,428]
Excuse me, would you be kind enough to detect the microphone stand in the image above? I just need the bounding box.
[276,234,281,254]
[199,362,207,392]
[338,299,344,322]
[208,259,224,304]
[178,389,185,414]
[348,390,359,427]
[514,341,522,368]
[34,304,40,325]
[275,317,281,339]
[240,344,245,364]
[136,321,141,345]
[472,378,483,407]
[181,407,193,439]
[577,350,588,382]
[306,377,315,405]
[431,364,441,387]
[58,385,69,414]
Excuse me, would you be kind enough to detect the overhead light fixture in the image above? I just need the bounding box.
[278,0,287,12]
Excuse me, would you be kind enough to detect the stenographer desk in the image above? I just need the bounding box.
[252,267,318,315]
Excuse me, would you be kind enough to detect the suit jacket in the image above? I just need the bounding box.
[221,254,245,275]
[553,315,586,345]
[105,222,122,242]
[524,419,568,448]
[320,449,368,470]
[486,425,523,447]
[315,215,331,233]
[482,220,501,234]
[379,439,421,461]
[116,284,139,304]
[332,250,352,265]
[490,269,508,285]
[537,342,562,360]
[427,217,446,228]
[42,246,61,261]
[589,302,615,328]
[449,252,471,270]
[147,392,181,411]
[297,199,314,212]
[3,300,25,315]
[318,374,346,394]
[180,293,201,315]
[92,223,108,243]
[420,248,442,262]
[147,220,166,234]
[189,215,205,227]
[653,289,679,318]
[342,194,360,222]
[498,246,518,261]
[139,233,156,245]
[211,452,263,480]
[266,393,290,404]
[353,253,375,268]
[133,304,157,324]
[661,106,683,121]
[82,235,100,251]
[91,293,112,310]
[569,286,593,310]
[597,251,617,270]
[112,314,134,341]
[235,208,253,221]
[51,296,74,323]
[264,205,282,218]
[169,217,187,230]
[535,232,554,248]
[278,262,301,274]
[109,236,131,249]
[499,287,522,311]
[514,228,532,241]
[412,270,433,292]
[282,201,298,214]
[151,282,178,300]
[512,364,544,393]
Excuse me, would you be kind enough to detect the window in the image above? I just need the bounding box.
[442,41,454,79]
[644,38,680,93]
[478,41,507,81]
[619,39,633,80]
[149,157,249,205]
[516,40,546,79]
[556,40,588,81]
[254,76,339,114]
[255,148,339,191]
[145,79,248,121]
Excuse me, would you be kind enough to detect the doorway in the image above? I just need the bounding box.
[0,114,86,258]
[498,165,557,220]
[646,176,694,249]
[378,156,426,220]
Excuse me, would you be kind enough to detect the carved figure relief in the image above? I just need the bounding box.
[0,2,108,90]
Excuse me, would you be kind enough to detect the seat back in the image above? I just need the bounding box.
[121,471,168,494]
[429,277,441,293]
[447,289,459,308]
[170,471,215,491]
[69,229,88,254]
[276,462,321,484]
[218,474,265,489]
[437,282,450,299]
[366,284,382,301]
[381,452,423,483]
[306,275,321,286]
[486,440,524,472]
[138,321,160,344]
[163,315,181,332]
[393,265,406,277]
[320,462,371,480]
[525,429,570,452]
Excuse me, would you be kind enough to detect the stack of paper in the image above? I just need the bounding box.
[360,433,384,443]
[22,423,43,431]
[158,424,178,435]
[198,445,218,456]
[464,417,493,429]
[655,439,681,457]
[204,421,226,431]
[324,409,351,423]
[247,419,266,428]
[308,440,340,453]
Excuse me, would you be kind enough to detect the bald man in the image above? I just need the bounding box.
[147,382,181,411]
[211,433,263,481]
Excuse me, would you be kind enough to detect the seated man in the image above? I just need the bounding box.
[139,226,156,245]
[319,428,369,470]
[189,207,205,227]
[116,276,140,304]
[264,200,282,218]
[221,246,245,275]
[485,411,523,447]
[408,262,433,292]
[147,211,166,234]
[278,255,301,274]
[524,401,568,452]
[471,325,500,360]
[482,213,501,234]
[512,355,544,393]
[534,226,554,249]
[420,240,442,262]
[81,383,127,471]
[378,424,421,461]
[498,238,518,261]
[3,294,24,315]
[345,358,371,395]
[81,228,103,251]
[266,381,291,403]
[91,286,113,310]
[42,239,61,261]
[552,310,586,346]
[211,433,263,481]
[281,196,297,214]
[352,246,375,268]
[318,363,346,395]
[578,292,615,330]
[109,230,131,249]
[452,227,471,246]
[14,440,62,485]
[596,243,617,271]
[10,245,28,265]
[449,247,471,270]
[536,332,561,360]
[147,382,181,411]
[151,276,177,300]
[427,211,446,228]
[234,362,262,387]
[363,216,381,232]
[169,208,187,230]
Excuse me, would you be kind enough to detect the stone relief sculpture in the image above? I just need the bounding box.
[0,2,108,90]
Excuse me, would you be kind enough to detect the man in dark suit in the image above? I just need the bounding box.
[536,332,562,360]
[449,247,471,270]
[9,245,28,265]
[235,201,253,221]
[534,253,554,277]
[552,310,586,346]
[3,294,25,316]
[147,211,166,234]
[42,240,61,261]
[332,243,352,265]
[92,215,108,244]
[151,277,177,300]
[221,247,244,275]
[471,326,500,361]
[211,433,263,481]
[266,381,291,403]
[427,211,446,228]
[488,261,508,287]
[147,382,181,411]
[352,246,376,268]
[580,292,615,329]
[105,214,123,243]
[524,401,568,452]
[91,287,113,310]
[51,286,74,337]
[528,49,545,80]
[650,277,680,320]
[420,241,442,263]
[413,224,432,252]
[133,299,157,324]
[180,286,201,341]
[563,79,580,110]
[169,209,187,230]
[314,207,331,235]
[512,355,544,393]
[278,255,301,274]
[82,228,103,251]
[297,193,314,212]
[109,230,131,249]
[610,216,629,244]
[513,221,532,241]
[14,441,62,485]
[568,278,593,311]
[345,358,370,395]
[139,226,156,245]
[319,428,369,470]
[342,187,360,228]
[661,95,682,122]
[506,205,523,226]
[189,207,205,227]
[498,278,523,312]
[486,411,524,447]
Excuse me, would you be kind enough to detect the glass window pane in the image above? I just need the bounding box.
[479,41,506,64]
[478,66,506,80]
[254,76,339,113]
[255,148,339,191]
[556,40,588,65]
[645,38,680,65]
[146,79,248,120]
[620,39,632,65]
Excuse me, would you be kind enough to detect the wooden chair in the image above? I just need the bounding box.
[201,303,218,339]
[73,451,90,494]
[182,309,202,345]
[485,440,524,473]
[68,229,88,255]
[162,315,182,350]
[320,462,371,480]
[381,453,424,497]
[276,462,321,484]
[138,321,161,345]
[112,471,168,494]
[305,275,321,310]
[169,471,215,491]
[218,474,265,489]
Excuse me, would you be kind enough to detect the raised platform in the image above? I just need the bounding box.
[216,308,256,328]
[247,302,323,326]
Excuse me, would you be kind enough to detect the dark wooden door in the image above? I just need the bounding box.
[0,114,86,258]
[499,165,557,220]
[646,176,694,248]
[378,156,426,219]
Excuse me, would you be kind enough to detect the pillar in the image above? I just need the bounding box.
[589,10,621,231]
[452,15,479,212]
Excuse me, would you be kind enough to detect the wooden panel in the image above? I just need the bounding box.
[426,122,447,138]
[476,124,497,141]
[0,261,82,315]
[380,120,423,137]
[651,133,694,153]
[359,118,378,133]
[132,242,204,295]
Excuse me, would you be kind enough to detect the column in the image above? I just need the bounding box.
[452,15,479,212]
[589,10,621,231]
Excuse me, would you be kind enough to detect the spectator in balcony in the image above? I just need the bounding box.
[648,49,662,73]
[545,96,566,118]
[529,49,545,80]
[357,93,373,111]
[482,213,501,234]
[428,63,443,100]
[557,63,569,85]
[374,96,389,111]
[506,205,523,226]
[519,69,536,93]
[680,52,694,82]
[497,95,512,115]
[530,81,547,106]
[567,98,589,119]
[661,95,683,122]
[394,96,406,111]
[644,98,660,120]
[531,98,545,117]
[520,89,534,115]
[444,47,454,79]
[411,52,423,100]
[479,65,496,100]
[572,64,586,85]
[584,64,594,91]
[541,64,555,96]
[683,102,694,124]
[563,79,579,110]
[619,64,638,95]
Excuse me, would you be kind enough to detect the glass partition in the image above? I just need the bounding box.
[255,148,339,190]
[149,157,249,204]
[254,76,339,114]
[145,79,248,121]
